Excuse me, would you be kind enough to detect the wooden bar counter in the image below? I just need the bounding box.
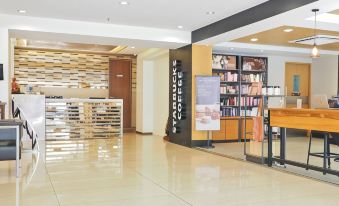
[268,108,339,176]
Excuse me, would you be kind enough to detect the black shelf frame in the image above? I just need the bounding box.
[213,54,268,143]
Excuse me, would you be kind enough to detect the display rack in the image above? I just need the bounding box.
[212,54,268,142]
[45,99,123,140]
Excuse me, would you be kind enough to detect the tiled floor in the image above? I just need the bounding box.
[0,133,338,206]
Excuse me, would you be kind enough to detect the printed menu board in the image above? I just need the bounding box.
[195,76,220,131]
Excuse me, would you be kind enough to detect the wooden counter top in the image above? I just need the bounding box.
[269,108,339,132]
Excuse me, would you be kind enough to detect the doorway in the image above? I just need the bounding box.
[285,62,311,108]
[109,59,132,130]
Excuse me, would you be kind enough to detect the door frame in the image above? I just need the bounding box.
[109,58,132,128]
[285,62,312,108]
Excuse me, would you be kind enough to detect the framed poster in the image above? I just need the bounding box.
[242,56,267,71]
[212,55,237,70]
[195,76,220,131]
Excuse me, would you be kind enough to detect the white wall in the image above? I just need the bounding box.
[136,49,169,135]
[0,29,9,118]
[267,54,338,108]
[311,55,338,99]
[136,57,154,133]
[267,55,312,95]
[153,54,169,136]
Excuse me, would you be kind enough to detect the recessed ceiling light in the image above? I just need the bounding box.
[119,1,129,5]
[230,48,234,50]
[17,9,26,13]
[131,46,135,49]
[284,28,294,33]
[251,38,259,42]
[206,11,215,15]
[177,25,184,29]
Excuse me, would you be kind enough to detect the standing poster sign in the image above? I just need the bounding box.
[195,76,220,131]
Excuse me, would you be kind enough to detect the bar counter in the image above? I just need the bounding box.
[45,98,123,140]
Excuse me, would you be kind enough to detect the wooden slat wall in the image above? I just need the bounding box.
[14,48,137,90]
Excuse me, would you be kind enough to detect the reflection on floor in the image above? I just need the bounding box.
[202,136,339,184]
[0,133,338,206]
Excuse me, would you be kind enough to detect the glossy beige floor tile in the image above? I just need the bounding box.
[0,133,338,206]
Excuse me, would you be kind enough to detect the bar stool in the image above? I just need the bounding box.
[306,131,339,173]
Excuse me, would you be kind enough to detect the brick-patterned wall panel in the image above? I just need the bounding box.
[14,48,137,90]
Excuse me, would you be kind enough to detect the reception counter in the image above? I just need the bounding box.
[46,98,123,140]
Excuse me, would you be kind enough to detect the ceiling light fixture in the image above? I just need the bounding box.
[206,11,215,15]
[119,1,129,5]
[311,9,320,58]
[284,28,294,33]
[17,9,26,13]
[177,25,184,29]
[251,38,258,42]
[131,46,135,49]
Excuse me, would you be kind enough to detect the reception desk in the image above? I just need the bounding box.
[268,108,339,176]
[46,98,123,140]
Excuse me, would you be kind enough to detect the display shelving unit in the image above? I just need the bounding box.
[212,54,268,143]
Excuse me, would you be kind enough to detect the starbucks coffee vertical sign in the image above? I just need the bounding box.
[172,60,185,133]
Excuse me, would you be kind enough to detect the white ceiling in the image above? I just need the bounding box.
[0,0,268,31]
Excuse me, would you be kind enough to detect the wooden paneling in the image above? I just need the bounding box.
[109,59,132,128]
[225,119,239,140]
[233,26,339,51]
[269,108,339,132]
[242,118,254,139]
[14,48,137,90]
[191,45,213,141]
[212,120,226,140]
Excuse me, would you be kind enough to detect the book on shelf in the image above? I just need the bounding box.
[240,96,260,107]
[241,73,263,82]
[240,108,259,117]
[221,97,238,106]
[213,72,238,82]
[241,82,262,95]
[220,86,239,95]
[221,107,238,117]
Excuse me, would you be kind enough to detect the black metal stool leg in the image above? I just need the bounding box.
[327,138,331,169]
[323,133,328,175]
[306,131,312,170]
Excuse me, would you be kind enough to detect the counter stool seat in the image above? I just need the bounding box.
[306,132,339,174]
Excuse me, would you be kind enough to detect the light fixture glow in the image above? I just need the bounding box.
[311,9,320,58]
[311,44,320,58]
[177,25,184,29]
[206,11,215,15]
[17,9,26,13]
[230,47,234,50]
[283,28,293,33]
[131,46,135,49]
[119,1,129,5]
[251,38,258,42]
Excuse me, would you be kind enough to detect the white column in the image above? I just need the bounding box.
[136,58,154,133]
[0,28,9,118]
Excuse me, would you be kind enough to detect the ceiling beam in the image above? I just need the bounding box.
[192,0,318,43]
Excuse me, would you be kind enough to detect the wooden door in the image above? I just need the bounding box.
[285,62,311,108]
[109,59,132,128]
